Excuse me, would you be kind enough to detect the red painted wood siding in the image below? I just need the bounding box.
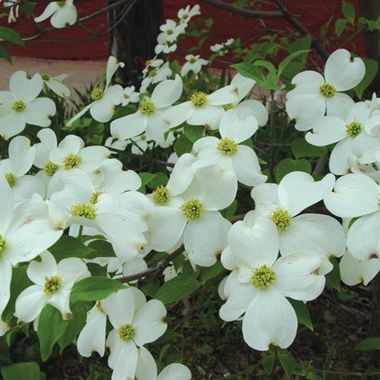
[4,0,364,60]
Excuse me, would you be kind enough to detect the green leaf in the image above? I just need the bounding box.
[37,305,69,361]
[0,44,11,63]
[0,26,24,45]
[275,159,312,183]
[139,172,157,187]
[174,134,193,156]
[334,19,347,37]
[261,353,275,375]
[342,1,355,23]
[70,277,126,303]
[155,275,200,305]
[184,124,204,143]
[354,58,379,98]
[278,50,309,79]
[147,171,169,189]
[355,337,380,351]
[291,138,328,158]
[288,35,312,53]
[58,302,89,351]
[87,239,115,258]
[289,299,313,330]
[200,261,225,283]
[49,235,95,261]
[221,199,237,219]
[325,257,341,290]
[278,352,298,377]
[232,62,265,83]
[1,362,41,380]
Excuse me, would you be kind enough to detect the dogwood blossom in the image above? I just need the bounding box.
[0,71,56,139]
[34,0,77,29]
[15,251,90,321]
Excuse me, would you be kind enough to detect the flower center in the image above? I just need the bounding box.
[166,29,174,35]
[139,98,156,116]
[251,264,276,289]
[147,68,158,78]
[152,186,169,205]
[90,87,104,101]
[12,100,26,113]
[71,203,97,220]
[190,91,208,108]
[0,235,7,255]
[90,191,102,204]
[4,172,16,187]
[63,153,82,170]
[217,137,238,155]
[270,208,292,232]
[223,103,235,111]
[181,199,202,221]
[319,83,336,98]
[41,72,50,81]
[56,0,66,7]
[118,323,135,342]
[43,161,59,177]
[44,275,62,295]
[189,57,197,64]
[95,301,105,314]
[345,121,362,137]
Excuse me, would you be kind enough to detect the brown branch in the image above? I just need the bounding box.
[274,0,328,60]
[200,0,284,18]
[312,154,329,177]
[120,246,184,283]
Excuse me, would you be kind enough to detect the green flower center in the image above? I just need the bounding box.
[56,0,66,7]
[118,323,135,342]
[152,186,169,205]
[0,235,7,255]
[139,98,156,116]
[189,57,197,64]
[181,199,202,221]
[63,153,82,170]
[44,275,62,295]
[5,172,16,187]
[12,100,26,113]
[90,191,102,204]
[147,68,158,78]
[167,29,174,35]
[90,87,104,101]
[190,91,208,108]
[217,137,238,155]
[251,264,276,289]
[223,103,235,111]
[346,121,362,137]
[270,208,292,232]
[319,83,336,98]
[43,161,59,177]
[95,301,105,314]
[41,72,50,81]
[71,203,97,220]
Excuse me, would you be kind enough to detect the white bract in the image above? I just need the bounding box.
[0,71,56,139]
[68,56,124,125]
[286,49,365,130]
[15,251,90,321]
[219,218,325,350]
[34,0,77,29]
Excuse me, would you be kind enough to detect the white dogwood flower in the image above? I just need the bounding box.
[111,75,183,143]
[34,0,77,29]
[181,55,208,76]
[219,218,325,350]
[41,72,70,97]
[0,71,56,139]
[67,56,124,124]
[103,288,167,380]
[15,251,90,321]
[286,49,365,130]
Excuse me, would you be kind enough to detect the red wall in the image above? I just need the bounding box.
[4,0,363,60]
